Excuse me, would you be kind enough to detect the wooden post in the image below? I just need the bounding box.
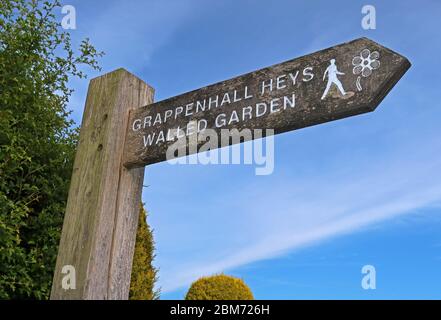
[50,69,154,299]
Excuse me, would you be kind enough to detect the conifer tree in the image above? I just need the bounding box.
[129,206,159,300]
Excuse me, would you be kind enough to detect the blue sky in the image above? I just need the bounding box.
[63,0,441,299]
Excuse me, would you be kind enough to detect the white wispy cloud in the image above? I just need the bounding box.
[151,133,441,293]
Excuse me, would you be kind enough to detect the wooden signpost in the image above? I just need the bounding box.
[51,38,410,299]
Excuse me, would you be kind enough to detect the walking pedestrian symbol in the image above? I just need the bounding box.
[321,59,347,100]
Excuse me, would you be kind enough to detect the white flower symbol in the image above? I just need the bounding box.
[352,49,380,91]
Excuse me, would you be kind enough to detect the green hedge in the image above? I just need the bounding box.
[0,0,101,299]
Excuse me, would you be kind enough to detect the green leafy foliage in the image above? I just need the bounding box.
[129,205,159,300]
[185,274,254,300]
[0,0,102,299]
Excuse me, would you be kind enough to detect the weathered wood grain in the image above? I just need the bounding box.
[123,37,410,168]
[50,69,154,299]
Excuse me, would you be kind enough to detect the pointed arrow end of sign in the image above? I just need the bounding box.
[356,37,411,112]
